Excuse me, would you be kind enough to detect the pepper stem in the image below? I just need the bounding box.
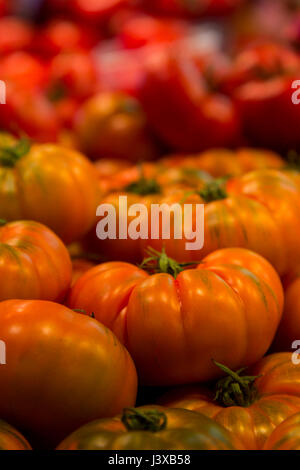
[122,408,167,433]
[140,246,199,278]
[213,360,260,408]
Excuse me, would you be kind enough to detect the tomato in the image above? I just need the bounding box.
[147,169,300,277]
[71,0,130,22]
[161,148,284,178]
[120,14,187,49]
[272,269,300,352]
[0,421,31,450]
[48,51,98,101]
[0,17,35,55]
[0,86,60,143]
[57,406,243,450]
[36,19,99,57]
[0,52,48,91]
[0,220,71,302]
[264,412,300,450]
[139,46,240,152]
[75,92,157,162]
[144,0,243,18]
[0,134,100,243]
[159,352,300,450]
[82,164,211,262]
[0,300,137,448]
[68,247,283,386]
[225,43,300,150]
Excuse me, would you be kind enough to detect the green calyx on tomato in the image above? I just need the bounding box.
[198,178,228,203]
[140,247,199,278]
[0,136,31,168]
[121,408,167,433]
[0,219,6,226]
[213,360,260,408]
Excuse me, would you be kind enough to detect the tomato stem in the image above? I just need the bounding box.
[213,360,260,408]
[124,165,161,196]
[0,137,31,167]
[198,178,228,202]
[140,246,199,278]
[122,408,167,433]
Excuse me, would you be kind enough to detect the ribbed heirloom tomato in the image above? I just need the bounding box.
[0,300,137,448]
[68,247,283,386]
[57,406,243,450]
[0,133,100,243]
[0,421,31,450]
[159,353,300,450]
[0,220,71,302]
[264,412,300,450]
[148,169,300,277]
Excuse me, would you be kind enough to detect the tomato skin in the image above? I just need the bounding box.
[139,47,240,152]
[68,248,283,386]
[147,169,300,277]
[75,92,157,162]
[0,52,48,92]
[0,300,137,448]
[71,258,96,286]
[0,138,100,244]
[48,51,98,101]
[71,0,130,22]
[161,148,284,178]
[160,353,300,450]
[0,421,31,450]
[264,412,300,450]
[272,273,300,352]
[0,221,71,302]
[57,406,243,450]
[0,17,35,55]
[36,20,99,57]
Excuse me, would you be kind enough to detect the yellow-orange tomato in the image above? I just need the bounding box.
[148,169,300,277]
[272,269,300,351]
[57,406,243,450]
[159,353,300,450]
[0,421,32,450]
[0,220,71,302]
[68,248,283,386]
[264,412,300,450]
[162,148,284,178]
[0,300,137,448]
[75,92,157,162]
[0,134,100,243]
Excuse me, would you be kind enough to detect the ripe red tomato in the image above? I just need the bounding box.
[0,300,137,447]
[48,51,98,101]
[0,17,35,55]
[224,43,300,150]
[139,46,240,151]
[68,247,283,386]
[0,220,71,302]
[0,52,48,91]
[160,352,300,450]
[71,0,130,22]
[36,19,99,57]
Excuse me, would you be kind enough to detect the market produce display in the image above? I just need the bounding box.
[1,0,300,453]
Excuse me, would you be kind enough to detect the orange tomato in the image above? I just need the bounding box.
[0,220,71,302]
[68,247,283,386]
[160,353,300,450]
[0,300,137,448]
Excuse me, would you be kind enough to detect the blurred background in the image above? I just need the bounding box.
[1,0,300,159]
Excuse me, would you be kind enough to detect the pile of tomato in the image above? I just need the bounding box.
[2,0,300,451]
